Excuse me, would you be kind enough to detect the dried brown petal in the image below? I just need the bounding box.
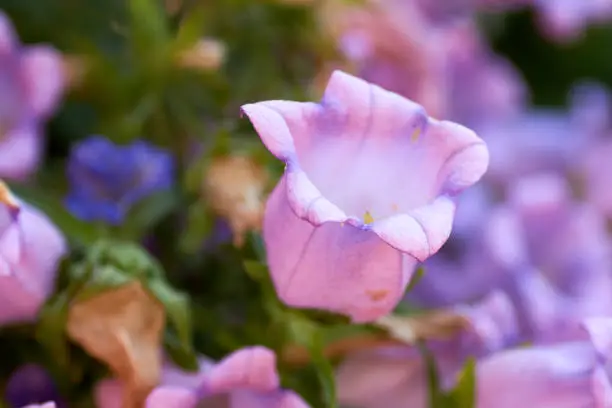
[203,156,269,247]
[165,0,182,15]
[62,55,88,90]
[66,281,165,408]
[176,38,226,71]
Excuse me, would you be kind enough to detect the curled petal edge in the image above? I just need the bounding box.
[243,87,484,262]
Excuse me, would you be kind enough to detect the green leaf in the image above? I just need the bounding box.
[244,231,267,264]
[242,260,279,309]
[148,279,193,349]
[183,153,209,194]
[243,260,268,282]
[128,0,170,52]
[83,240,165,281]
[406,266,426,293]
[308,330,338,408]
[35,295,71,386]
[163,330,199,372]
[287,317,338,408]
[178,203,215,254]
[445,358,477,408]
[174,6,208,48]
[72,265,134,301]
[417,341,446,408]
[121,190,180,239]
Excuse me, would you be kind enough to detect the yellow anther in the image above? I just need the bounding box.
[0,180,19,213]
[363,210,374,225]
[411,128,421,142]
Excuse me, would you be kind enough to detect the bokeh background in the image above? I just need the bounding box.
[1,0,612,407]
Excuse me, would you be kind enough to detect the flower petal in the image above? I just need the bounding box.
[230,390,311,408]
[0,12,17,54]
[320,70,427,142]
[336,348,427,408]
[94,379,123,408]
[582,318,612,361]
[240,103,300,161]
[204,346,279,394]
[0,124,42,180]
[264,177,416,322]
[246,70,488,321]
[426,119,489,194]
[477,342,606,408]
[21,46,65,118]
[369,195,455,261]
[241,100,321,162]
[145,386,197,408]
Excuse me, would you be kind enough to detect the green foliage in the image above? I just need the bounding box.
[419,342,477,408]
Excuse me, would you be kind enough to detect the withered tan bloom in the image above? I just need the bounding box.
[62,55,88,90]
[66,281,165,408]
[376,310,469,344]
[317,0,448,117]
[204,156,269,247]
[176,38,226,71]
[165,0,182,15]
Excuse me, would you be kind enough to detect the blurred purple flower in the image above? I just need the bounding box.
[0,184,67,325]
[477,318,612,407]
[241,70,489,322]
[65,136,175,225]
[534,0,612,42]
[505,173,612,297]
[0,12,65,180]
[409,173,612,343]
[333,2,526,125]
[334,0,449,118]
[4,364,64,408]
[569,82,611,138]
[442,20,527,126]
[95,346,309,408]
[580,139,612,219]
[477,110,584,185]
[336,291,517,408]
[406,184,525,308]
[500,174,612,342]
[415,0,532,20]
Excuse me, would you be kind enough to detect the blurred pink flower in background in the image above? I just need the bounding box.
[0,12,65,180]
[336,291,517,408]
[242,70,489,322]
[534,0,612,41]
[95,346,309,408]
[328,1,527,125]
[0,184,67,326]
[477,318,612,407]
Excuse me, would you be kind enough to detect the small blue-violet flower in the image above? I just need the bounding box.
[65,136,174,225]
[0,12,65,180]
